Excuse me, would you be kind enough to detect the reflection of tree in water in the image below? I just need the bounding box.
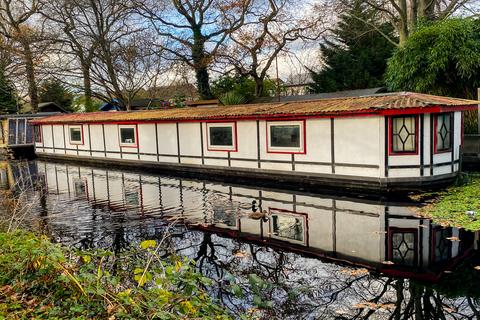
[179,231,480,319]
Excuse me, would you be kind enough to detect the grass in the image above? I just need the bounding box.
[421,173,480,231]
[0,231,234,319]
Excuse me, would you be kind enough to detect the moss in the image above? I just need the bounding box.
[422,174,480,231]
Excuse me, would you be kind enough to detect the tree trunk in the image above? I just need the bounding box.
[192,27,213,100]
[254,77,264,98]
[82,63,93,111]
[21,41,38,113]
[397,22,409,46]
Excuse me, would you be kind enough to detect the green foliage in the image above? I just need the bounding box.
[0,64,18,114]
[71,95,103,113]
[39,79,74,111]
[422,174,480,231]
[219,91,247,105]
[464,110,478,134]
[386,18,480,99]
[211,75,275,104]
[309,1,396,93]
[0,231,233,319]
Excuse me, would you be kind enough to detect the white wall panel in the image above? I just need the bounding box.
[138,124,157,155]
[178,123,201,156]
[157,123,178,155]
[335,117,381,166]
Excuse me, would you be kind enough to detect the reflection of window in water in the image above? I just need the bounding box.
[124,190,139,207]
[391,232,416,266]
[434,228,452,262]
[73,178,86,198]
[272,214,304,242]
[0,169,8,189]
[213,206,237,227]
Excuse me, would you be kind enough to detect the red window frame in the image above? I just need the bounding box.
[68,124,84,145]
[388,115,419,156]
[118,124,139,148]
[266,119,307,154]
[205,121,238,152]
[433,113,453,154]
[387,227,418,266]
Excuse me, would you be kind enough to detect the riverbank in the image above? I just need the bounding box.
[0,231,233,319]
[421,173,480,231]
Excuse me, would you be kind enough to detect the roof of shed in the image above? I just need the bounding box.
[32,92,479,124]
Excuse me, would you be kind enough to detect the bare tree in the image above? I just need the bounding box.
[42,0,98,110]
[0,0,51,112]
[137,0,252,100]
[336,0,479,46]
[219,0,325,97]
[43,0,166,111]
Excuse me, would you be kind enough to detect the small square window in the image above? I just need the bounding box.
[435,113,452,153]
[390,116,417,154]
[69,126,83,144]
[206,122,236,151]
[267,121,305,153]
[119,126,137,147]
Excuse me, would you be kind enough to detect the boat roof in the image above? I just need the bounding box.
[31,92,479,125]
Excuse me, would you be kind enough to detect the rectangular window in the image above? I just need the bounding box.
[206,122,237,151]
[267,120,305,153]
[69,125,83,144]
[17,119,26,144]
[34,125,42,143]
[390,116,418,154]
[435,113,452,153]
[269,208,307,245]
[119,125,137,147]
[26,123,34,144]
[8,119,16,145]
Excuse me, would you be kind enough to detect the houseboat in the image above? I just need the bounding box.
[31,92,480,192]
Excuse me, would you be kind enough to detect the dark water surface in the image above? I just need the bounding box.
[2,160,480,319]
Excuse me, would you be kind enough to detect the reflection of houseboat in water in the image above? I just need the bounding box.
[0,160,38,190]
[32,93,480,192]
[36,161,479,281]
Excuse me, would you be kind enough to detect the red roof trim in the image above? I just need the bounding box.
[30,104,478,125]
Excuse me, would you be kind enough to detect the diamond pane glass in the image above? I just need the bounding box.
[392,116,416,153]
[391,232,416,266]
[436,114,451,151]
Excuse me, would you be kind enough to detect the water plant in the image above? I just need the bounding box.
[421,173,480,231]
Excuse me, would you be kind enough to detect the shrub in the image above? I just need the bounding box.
[0,231,233,319]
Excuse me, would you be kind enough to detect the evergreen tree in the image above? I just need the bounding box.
[39,80,74,111]
[0,65,18,114]
[309,2,396,93]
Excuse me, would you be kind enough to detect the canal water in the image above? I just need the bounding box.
[1,160,480,319]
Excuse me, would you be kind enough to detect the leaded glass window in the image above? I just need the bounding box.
[434,228,452,262]
[391,116,417,153]
[436,113,452,152]
[391,231,416,266]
